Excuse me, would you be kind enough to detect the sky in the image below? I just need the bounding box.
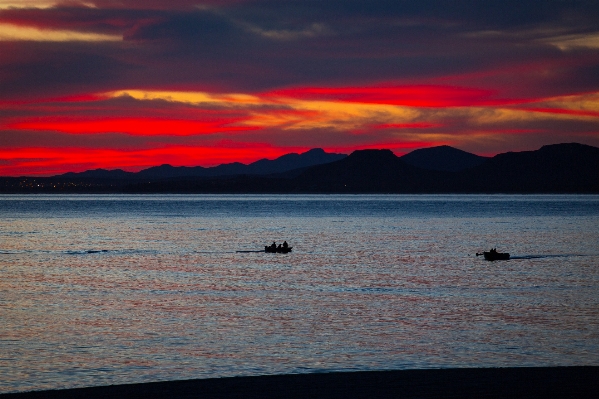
[1,0,599,176]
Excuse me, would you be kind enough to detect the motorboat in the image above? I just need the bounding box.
[477,249,510,261]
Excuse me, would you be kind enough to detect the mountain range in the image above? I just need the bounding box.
[59,148,347,180]
[2,143,598,193]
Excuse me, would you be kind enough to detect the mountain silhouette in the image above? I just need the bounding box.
[3,143,598,193]
[60,148,346,179]
[288,149,442,192]
[245,148,347,175]
[287,143,599,192]
[453,143,599,192]
[60,168,135,179]
[400,145,488,171]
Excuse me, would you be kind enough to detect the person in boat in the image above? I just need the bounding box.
[277,244,282,250]
[270,242,277,250]
[283,241,288,249]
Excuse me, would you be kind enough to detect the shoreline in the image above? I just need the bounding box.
[2,366,598,399]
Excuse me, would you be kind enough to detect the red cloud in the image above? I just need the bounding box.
[1,140,448,176]
[0,144,311,176]
[2,83,599,176]
[264,85,502,107]
[325,140,444,154]
[6,117,258,136]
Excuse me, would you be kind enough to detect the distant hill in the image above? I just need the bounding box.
[60,168,136,179]
[452,142,599,192]
[59,148,347,179]
[137,148,347,179]
[289,142,599,193]
[288,149,442,192]
[400,145,488,171]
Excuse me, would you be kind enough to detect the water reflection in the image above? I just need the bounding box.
[1,195,598,393]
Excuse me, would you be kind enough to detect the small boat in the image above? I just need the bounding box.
[265,246,292,253]
[477,249,510,261]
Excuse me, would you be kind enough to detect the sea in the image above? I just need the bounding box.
[1,194,598,393]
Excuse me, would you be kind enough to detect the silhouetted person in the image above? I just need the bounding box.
[271,242,276,250]
[283,241,288,249]
[277,244,282,250]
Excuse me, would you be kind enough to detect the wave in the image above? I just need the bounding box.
[4,248,166,256]
[64,249,159,255]
[510,254,592,260]
[65,249,111,255]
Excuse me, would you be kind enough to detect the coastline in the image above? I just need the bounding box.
[2,367,598,399]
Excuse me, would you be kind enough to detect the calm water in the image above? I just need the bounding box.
[1,194,599,393]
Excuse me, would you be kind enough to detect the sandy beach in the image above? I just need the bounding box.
[2,367,598,399]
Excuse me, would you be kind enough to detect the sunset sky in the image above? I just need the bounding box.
[2,0,599,176]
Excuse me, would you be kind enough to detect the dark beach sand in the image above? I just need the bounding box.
[2,367,598,399]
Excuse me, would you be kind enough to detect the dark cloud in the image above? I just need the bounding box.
[224,0,599,31]
[123,10,238,42]
[0,42,138,100]
[1,0,599,98]
[90,0,242,10]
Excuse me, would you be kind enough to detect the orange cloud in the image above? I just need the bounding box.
[0,22,120,41]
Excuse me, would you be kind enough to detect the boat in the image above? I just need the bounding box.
[265,246,292,253]
[477,249,510,261]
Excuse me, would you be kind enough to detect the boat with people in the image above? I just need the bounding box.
[476,248,510,261]
[265,241,292,253]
